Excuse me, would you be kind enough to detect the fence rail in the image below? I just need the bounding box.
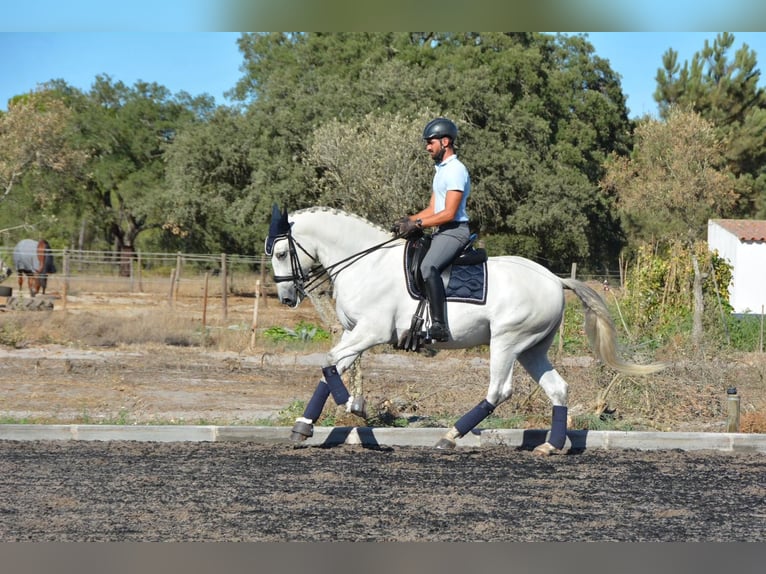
[0,247,624,298]
[0,248,275,321]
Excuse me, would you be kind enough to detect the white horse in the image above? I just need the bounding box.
[266,205,666,455]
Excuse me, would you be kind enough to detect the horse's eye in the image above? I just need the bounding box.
[275,251,287,261]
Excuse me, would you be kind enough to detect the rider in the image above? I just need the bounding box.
[394,117,471,342]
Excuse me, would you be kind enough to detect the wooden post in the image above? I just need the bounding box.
[249,279,261,350]
[174,253,182,303]
[62,248,69,311]
[221,253,228,321]
[202,272,210,330]
[168,269,176,307]
[558,263,577,355]
[137,250,143,293]
[259,255,268,307]
[726,387,741,433]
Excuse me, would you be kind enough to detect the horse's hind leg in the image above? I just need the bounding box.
[518,344,569,456]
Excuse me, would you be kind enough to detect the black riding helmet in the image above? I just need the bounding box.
[422,117,458,142]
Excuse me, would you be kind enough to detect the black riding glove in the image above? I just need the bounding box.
[390,216,410,233]
[394,218,422,238]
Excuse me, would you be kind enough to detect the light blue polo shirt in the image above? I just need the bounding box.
[433,154,470,222]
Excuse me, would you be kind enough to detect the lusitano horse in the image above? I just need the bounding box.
[266,206,667,455]
[13,239,56,297]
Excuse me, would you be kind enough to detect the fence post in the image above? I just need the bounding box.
[249,279,260,350]
[260,254,268,307]
[726,387,741,433]
[202,272,210,329]
[174,253,182,302]
[137,250,143,293]
[221,253,228,321]
[62,248,69,311]
[168,269,176,307]
[558,263,577,355]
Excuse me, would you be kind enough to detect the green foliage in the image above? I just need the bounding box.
[655,32,766,219]
[0,319,24,347]
[616,240,747,349]
[262,321,330,343]
[9,30,766,294]
[556,297,591,355]
[231,32,632,272]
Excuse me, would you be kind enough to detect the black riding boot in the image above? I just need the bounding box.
[424,270,450,342]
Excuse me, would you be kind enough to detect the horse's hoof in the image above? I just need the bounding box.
[532,441,566,456]
[290,432,309,442]
[434,438,456,450]
[290,420,313,441]
[350,396,367,419]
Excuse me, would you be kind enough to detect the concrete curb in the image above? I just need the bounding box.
[0,425,764,453]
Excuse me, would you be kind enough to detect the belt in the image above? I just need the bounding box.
[437,221,469,232]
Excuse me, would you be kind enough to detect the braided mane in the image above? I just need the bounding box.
[292,206,390,234]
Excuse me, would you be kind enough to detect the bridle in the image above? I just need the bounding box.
[268,227,400,299]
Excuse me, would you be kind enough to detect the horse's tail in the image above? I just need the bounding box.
[561,278,667,376]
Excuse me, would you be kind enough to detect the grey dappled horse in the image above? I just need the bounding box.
[267,206,666,455]
[13,239,56,297]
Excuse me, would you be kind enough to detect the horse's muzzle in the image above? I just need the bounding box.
[279,296,300,308]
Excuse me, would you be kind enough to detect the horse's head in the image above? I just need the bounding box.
[265,205,317,308]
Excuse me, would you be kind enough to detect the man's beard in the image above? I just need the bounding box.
[432,147,446,163]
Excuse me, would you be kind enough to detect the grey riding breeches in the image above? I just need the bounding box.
[420,222,471,281]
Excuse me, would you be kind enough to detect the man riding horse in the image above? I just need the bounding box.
[393,117,471,342]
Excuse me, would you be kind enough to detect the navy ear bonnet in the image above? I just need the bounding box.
[264,204,291,255]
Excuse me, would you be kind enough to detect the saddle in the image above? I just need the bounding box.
[397,234,488,351]
[404,234,488,304]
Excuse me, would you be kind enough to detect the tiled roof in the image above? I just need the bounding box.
[710,219,766,242]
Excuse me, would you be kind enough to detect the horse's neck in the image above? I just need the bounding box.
[298,212,390,267]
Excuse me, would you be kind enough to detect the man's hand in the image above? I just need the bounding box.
[390,216,410,233]
[394,217,422,238]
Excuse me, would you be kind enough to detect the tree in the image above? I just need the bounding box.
[307,112,432,224]
[655,32,766,218]
[163,106,258,254]
[0,90,87,208]
[601,106,738,346]
[229,32,632,271]
[72,75,213,272]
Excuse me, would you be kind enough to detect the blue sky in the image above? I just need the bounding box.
[0,33,243,110]
[3,32,766,118]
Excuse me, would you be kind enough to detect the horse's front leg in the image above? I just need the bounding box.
[290,363,365,442]
[289,326,388,443]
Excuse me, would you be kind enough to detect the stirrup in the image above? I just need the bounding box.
[427,322,450,342]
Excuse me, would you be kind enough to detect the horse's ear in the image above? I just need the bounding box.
[265,204,291,255]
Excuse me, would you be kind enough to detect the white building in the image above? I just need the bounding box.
[707,219,766,315]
